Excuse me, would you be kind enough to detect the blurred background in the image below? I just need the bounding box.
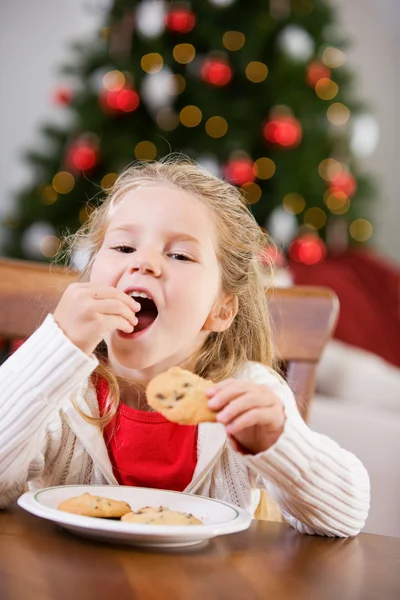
[0,0,399,536]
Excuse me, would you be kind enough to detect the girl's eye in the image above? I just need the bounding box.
[111,245,135,253]
[169,253,191,261]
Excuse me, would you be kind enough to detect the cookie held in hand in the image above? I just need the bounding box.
[146,367,217,425]
[58,492,131,518]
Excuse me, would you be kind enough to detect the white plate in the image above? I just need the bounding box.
[17,485,252,548]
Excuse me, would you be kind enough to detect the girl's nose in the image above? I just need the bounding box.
[128,251,161,277]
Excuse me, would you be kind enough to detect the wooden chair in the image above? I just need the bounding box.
[0,258,339,520]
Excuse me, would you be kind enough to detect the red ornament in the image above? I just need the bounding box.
[67,142,98,172]
[306,61,331,87]
[100,87,140,114]
[329,172,357,197]
[201,59,232,86]
[261,245,287,268]
[289,235,326,265]
[263,116,302,148]
[225,159,255,186]
[52,86,74,106]
[166,9,196,33]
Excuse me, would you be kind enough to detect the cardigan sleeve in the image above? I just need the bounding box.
[0,315,98,508]
[236,363,370,537]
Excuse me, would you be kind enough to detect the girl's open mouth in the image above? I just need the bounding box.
[118,296,158,339]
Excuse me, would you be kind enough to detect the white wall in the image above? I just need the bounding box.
[0,0,398,262]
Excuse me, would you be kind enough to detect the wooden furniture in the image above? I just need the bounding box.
[0,505,398,600]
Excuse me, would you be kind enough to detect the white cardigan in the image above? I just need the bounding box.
[0,315,370,536]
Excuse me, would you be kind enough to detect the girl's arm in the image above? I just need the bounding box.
[236,364,370,536]
[0,315,98,507]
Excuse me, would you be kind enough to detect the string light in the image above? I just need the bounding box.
[100,173,118,190]
[327,102,350,126]
[315,78,338,100]
[205,116,228,138]
[350,219,373,242]
[40,235,60,258]
[254,157,276,179]
[303,207,327,229]
[171,74,186,94]
[245,61,268,83]
[134,141,157,160]
[41,185,58,205]
[102,70,125,91]
[173,44,196,64]
[141,53,164,74]
[241,182,262,204]
[156,107,180,130]
[222,31,245,51]
[179,105,202,127]
[318,158,342,181]
[322,47,346,68]
[325,191,350,215]
[283,193,305,214]
[79,205,95,225]
[289,234,326,264]
[52,171,75,194]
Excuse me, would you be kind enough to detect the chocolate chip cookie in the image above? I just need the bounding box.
[146,367,217,425]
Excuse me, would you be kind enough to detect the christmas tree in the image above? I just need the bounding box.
[2,0,375,266]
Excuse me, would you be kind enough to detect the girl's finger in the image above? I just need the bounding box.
[87,284,141,311]
[225,407,280,435]
[216,393,276,425]
[205,378,236,397]
[207,381,258,410]
[93,299,138,326]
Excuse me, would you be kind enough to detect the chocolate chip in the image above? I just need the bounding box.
[175,393,185,400]
[183,382,192,388]
[156,393,165,399]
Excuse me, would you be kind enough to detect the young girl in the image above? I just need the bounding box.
[0,157,369,536]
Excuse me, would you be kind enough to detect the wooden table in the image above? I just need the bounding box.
[1,505,399,600]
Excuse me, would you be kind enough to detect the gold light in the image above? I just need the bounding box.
[245,61,268,83]
[156,107,179,131]
[322,47,346,68]
[141,53,163,74]
[303,207,327,229]
[318,158,341,181]
[350,219,372,242]
[52,171,75,194]
[241,182,262,204]
[325,191,350,215]
[254,157,276,180]
[40,235,60,258]
[134,141,157,160]
[79,205,95,225]
[41,185,58,205]
[315,78,338,100]
[101,173,118,190]
[205,116,228,138]
[180,105,202,127]
[171,74,186,94]
[173,44,196,64]
[222,31,245,51]
[327,102,350,126]
[103,70,125,91]
[283,193,305,214]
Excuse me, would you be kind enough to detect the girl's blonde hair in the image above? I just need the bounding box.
[64,155,275,426]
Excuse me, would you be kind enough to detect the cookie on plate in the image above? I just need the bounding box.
[146,366,216,425]
[122,506,202,525]
[58,492,131,518]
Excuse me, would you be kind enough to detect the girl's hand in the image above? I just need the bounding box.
[206,380,286,455]
[53,283,141,355]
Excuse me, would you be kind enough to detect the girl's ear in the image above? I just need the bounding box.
[203,295,238,332]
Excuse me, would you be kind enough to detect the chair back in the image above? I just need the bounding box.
[0,258,77,360]
[265,286,339,421]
